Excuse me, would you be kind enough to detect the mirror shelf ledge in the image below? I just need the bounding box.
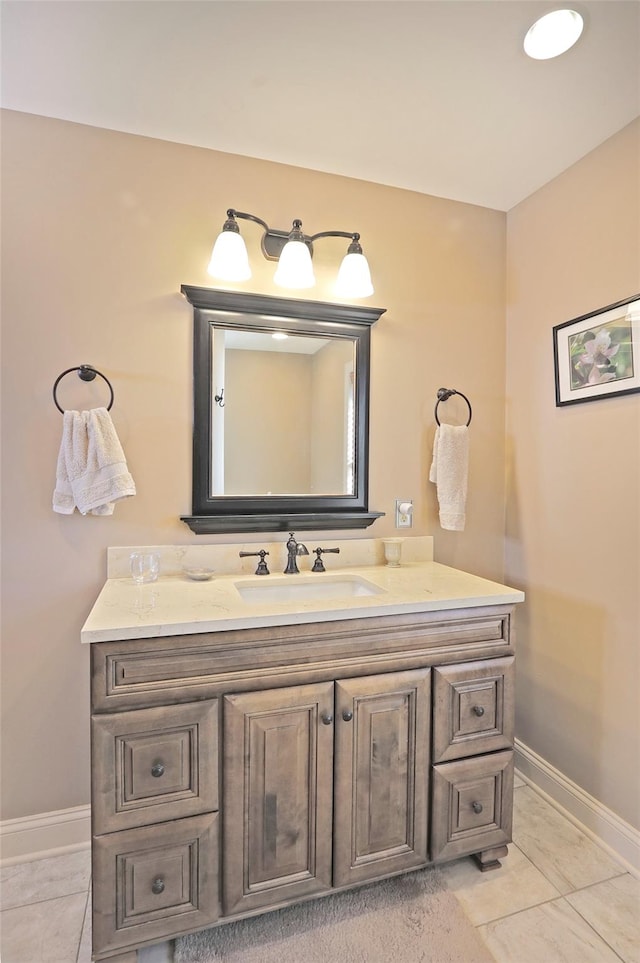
[181,512,385,535]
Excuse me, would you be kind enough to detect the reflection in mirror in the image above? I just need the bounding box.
[212,329,356,496]
[180,286,386,534]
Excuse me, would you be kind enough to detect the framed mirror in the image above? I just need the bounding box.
[180,286,386,533]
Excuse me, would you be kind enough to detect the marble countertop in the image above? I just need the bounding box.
[80,561,525,644]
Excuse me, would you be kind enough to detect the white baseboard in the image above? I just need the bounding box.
[0,804,91,866]
[515,738,640,877]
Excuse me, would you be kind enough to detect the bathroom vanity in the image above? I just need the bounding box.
[83,543,524,961]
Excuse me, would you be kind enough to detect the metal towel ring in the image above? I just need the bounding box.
[52,365,114,414]
[434,387,472,427]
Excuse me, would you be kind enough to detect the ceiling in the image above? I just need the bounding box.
[1,0,639,211]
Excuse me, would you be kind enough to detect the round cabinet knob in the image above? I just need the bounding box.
[150,763,165,778]
[472,705,485,717]
[472,801,484,815]
[342,709,353,722]
[151,877,165,895]
[321,713,333,726]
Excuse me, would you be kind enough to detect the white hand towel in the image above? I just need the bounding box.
[52,410,81,514]
[75,407,136,514]
[429,424,469,531]
[52,408,136,515]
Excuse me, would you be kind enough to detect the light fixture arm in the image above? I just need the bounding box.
[224,209,270,234]
[311,230,364,256]
[308,229,358,243]
[225,210,361,261]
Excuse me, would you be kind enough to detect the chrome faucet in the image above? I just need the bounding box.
[284,532,309,574]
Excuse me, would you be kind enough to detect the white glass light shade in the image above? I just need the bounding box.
[524,10,583,60]
[207,230,251,281]
[334,252,374,298]
[273,240,315,289]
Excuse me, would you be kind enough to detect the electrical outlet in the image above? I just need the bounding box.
[395,499,413,528]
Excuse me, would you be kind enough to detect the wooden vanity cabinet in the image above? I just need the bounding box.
[90,604,516,961]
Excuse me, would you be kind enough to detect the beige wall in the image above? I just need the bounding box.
[505,119,640,828]
[224,349,312,494]
[0,109,507,821]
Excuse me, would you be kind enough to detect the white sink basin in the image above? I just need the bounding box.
[235,574,385,604]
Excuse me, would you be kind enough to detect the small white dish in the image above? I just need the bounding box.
[183,567,215,582]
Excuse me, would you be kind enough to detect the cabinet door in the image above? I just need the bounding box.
[333,669,430,887]
[223,682,334,916]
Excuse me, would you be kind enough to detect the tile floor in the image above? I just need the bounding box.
[1,778,638,963]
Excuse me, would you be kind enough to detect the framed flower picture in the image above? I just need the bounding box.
[553,294,640,406]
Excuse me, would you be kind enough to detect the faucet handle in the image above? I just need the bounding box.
[239,549,270,575]
[311,547,340,573]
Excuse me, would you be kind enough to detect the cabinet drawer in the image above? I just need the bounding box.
[91,606,514,711]
[92,812,219,958]
[92,701,218,834]
[431,750,513,862]
[432,657,514,763]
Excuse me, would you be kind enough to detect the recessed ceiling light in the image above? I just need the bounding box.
[524,9,584,60]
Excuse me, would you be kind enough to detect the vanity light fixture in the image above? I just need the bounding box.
[524,9,584,60]
[207,209,374,298]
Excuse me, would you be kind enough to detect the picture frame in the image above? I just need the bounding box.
[553,294,640,407]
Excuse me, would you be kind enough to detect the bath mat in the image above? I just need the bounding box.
[174,865,493,963]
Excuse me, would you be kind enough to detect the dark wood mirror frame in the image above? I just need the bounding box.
[180,285,386,534]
